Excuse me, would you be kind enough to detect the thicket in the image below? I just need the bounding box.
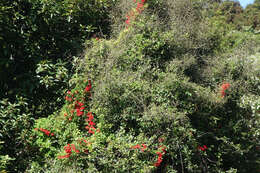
[1,0,259,172]
[0,0,116,172]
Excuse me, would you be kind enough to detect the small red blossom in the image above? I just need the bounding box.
[154,146,167,167]
[85,112,96,134]
[76,107,85,116]
[131,144,141,149]
[88,129,95,134]
[58,144,79,159]
[141,144,147,151]
[35,128,54,136]
[154,152,163,167]
[65,96,72,102]
[125,19,130,25]
[88,121,96,126]
[75,101,84,109]
[131,144,147,152]
[198,145,208,151]
[136,2,144,11]
[220,82,231,98]
[86,112,94,121]
[161,147,166,154]
[85,79,92,92]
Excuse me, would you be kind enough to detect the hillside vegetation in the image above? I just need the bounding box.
[0,0,259,172]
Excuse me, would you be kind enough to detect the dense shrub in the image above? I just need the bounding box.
[29,1,260,171]
[1,0,260,172]
[0,1,117,172]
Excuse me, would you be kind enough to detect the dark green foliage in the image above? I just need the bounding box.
[0,0,116,100]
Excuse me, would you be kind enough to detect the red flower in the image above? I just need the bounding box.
[131,144,141,149]
[141,0,146,3]
[220,82,230,97]
[136,2,144,13]
[70,144,79,153]
[65,96,72,102]
[125,15,130,25]
[75,101,84,109]
[141,144,147,151]
[156,151,163,157]
[85,80,92,92]
[58,144,79,159]
[154,152,163,167]
[198,145,208,151]
[88,130,95,134]
[88,121,96,126]
[86,112,94,121]
[76,107,85,116]
[37,128,53,136]
[131,144,147,152]
[154,146,167,167]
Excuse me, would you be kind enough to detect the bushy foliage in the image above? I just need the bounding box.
[0,1,117,172]
[1,0,260,172]
[26,1,260,172]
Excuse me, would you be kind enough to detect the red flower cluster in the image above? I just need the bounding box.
[220,82,230,98]
[85,112,96,134]
[75,101,85,116]
[35,128,54,136]
[85,79,92,92]
[58,80,97,159]
[154,146,166,167]
[58,144,79,159]
[64,81,92,120]
[125,0,146,27]
[131,144,147,152]
[198,145,208,151]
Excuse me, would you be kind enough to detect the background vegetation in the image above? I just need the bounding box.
[0,0,259,172]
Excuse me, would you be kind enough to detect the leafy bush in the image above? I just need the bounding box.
[2,0,260,172]
[0,97,34,172]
